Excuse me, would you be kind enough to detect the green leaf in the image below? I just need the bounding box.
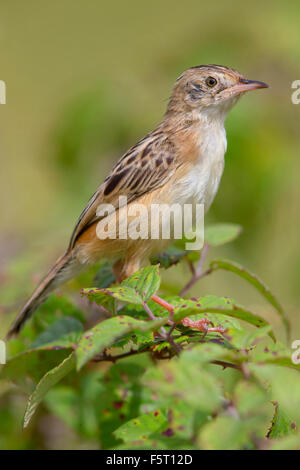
[76,315,165,370]
[250,343,300,370]
[23,352,76,428]
[112,329,154,348]
[250,364,300,425]
[267,404,296,439]
[268,434,300,450]
[223,325,272,350]
[114,408,169,442]
[143,344,224,413]
[205,223,242,247]
[3,349,70,389]
[209,258,289,337]
[151,246,187,269]
[31,316,83,349]
[82,266,160,307]
[199,415,249,450]
[82,285,139,306]
[172,295,275,340]
[122,265,160,301]
[234,381,268,416]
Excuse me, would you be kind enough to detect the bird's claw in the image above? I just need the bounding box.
[181,317,225,335]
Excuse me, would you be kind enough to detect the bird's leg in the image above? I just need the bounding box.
[151,294,225,334]
[151,294,174,315]
[181,317,225,335]
[151,294,175,325]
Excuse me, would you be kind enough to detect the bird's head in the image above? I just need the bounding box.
[166,65,269,121]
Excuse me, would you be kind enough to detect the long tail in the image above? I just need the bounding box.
[7,250,79,338]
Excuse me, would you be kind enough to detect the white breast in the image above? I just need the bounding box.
[175,123,227,212]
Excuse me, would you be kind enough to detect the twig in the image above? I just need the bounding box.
[93,349,142,363]
[180,242,212,296]
[92,349,241,371]
[142,301,181,355]
[211,360,242,371]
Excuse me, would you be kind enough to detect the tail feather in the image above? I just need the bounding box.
[6,250,78,338]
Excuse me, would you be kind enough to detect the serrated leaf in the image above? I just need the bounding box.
[122,265,160,301]
[82,266,160,307]
[209,258,289,337]
[114,408,169,442]
[76,315,165,370]
[23,352,76,428]
[205,223,242,247]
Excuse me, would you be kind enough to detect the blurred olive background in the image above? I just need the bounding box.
[0,0,300,449]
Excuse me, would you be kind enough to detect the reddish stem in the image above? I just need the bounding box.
[151,294,174,313]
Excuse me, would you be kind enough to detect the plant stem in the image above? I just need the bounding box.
[180,242,212,296]
[92,349,241,371]
[143,301,181,355]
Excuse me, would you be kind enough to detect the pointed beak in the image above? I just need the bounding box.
[232,78,269,95]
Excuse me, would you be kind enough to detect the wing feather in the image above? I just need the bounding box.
[68,131,178,249]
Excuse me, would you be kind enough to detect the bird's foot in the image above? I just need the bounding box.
[181,317,225,335]
[151,295,225,335]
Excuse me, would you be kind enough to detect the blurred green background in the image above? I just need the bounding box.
[0,0,300,449]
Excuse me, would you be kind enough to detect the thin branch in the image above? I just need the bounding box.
[142,301,168,338]
[211,360,242,371]
[180,242,212,296]
[142,301,181,355]
[92,348,242,371]
[93,349,142,363]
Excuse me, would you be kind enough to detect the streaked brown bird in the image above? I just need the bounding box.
[8,65,268,336]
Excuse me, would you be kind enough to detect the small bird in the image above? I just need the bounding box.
[8,65,268,336]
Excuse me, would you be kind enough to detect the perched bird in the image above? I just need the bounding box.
[8,65,268,336]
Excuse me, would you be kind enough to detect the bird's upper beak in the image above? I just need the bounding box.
[230,78,269,96]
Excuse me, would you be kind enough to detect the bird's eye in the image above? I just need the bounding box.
[205,76,217,87]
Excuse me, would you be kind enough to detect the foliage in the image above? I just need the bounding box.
[1,223,299,450]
